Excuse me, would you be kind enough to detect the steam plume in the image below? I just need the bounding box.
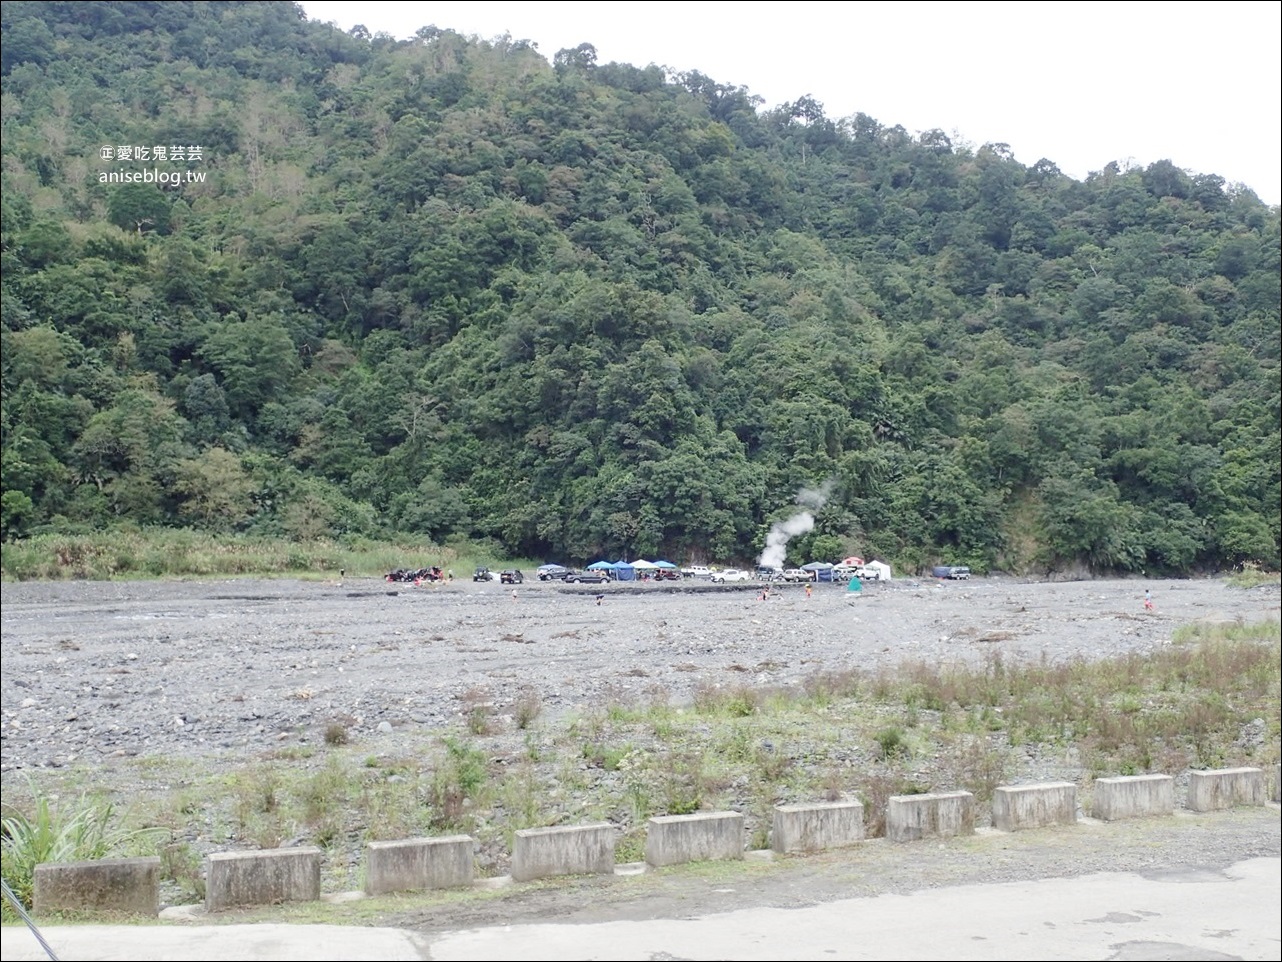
[757,481,833,569]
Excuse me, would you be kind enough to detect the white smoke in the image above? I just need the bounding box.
[757,481,834,569]
[758,512,815,569]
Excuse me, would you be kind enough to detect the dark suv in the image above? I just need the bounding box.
[563,570,610,584]
[500,569,524,584]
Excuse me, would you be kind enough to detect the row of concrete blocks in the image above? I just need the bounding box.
[32,765,1278,916]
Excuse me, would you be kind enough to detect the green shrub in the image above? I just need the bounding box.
[875,726,909,759]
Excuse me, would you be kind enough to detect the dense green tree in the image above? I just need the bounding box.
[106,184,171,235]
[174,448,255,529]
[199,317,301,421]
[0,3,1277,574]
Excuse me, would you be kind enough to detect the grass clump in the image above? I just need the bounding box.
[512,688,542,730]
[874,726,910,759]
[428,736,491,832]
[1,782,164,913]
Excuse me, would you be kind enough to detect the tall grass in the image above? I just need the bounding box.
[1226,566,1281,589]
[1,783,164,912]
[0,529,501,581]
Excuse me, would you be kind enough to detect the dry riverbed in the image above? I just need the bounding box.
[1,574,1278,931]
[4,574,1275,770]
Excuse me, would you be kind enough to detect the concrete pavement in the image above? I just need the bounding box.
[2,856,1278,961]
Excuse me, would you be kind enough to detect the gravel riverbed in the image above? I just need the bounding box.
[4,574,1275,772]
[1,574,1277,930]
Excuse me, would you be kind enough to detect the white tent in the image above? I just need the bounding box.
[863,560,892,581]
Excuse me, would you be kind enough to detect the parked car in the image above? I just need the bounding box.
[756,565,783,581]
[654,568,680,581]
[782,568,811,582]
[681,565,712,579]
[473,566,498,582]
[537,564,569,581]
[500,569,525,584]
[711,568,750,583]
[563,570,610,584]
[932,565,971,580]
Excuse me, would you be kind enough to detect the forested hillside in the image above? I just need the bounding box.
[2,1,1278,573]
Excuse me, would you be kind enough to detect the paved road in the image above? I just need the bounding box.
[3,856,1278,961]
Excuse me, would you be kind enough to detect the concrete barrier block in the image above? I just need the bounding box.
[1187,767,1268,812]
[1091,774,1174,821]
[646,812,744,867]
[205,847,321,913]
[885,792,974,842]
[364,835,474,895]
[511,823,615,882]
[33,856,160,917]
[992,782,1078,832]
[772,801,865,854]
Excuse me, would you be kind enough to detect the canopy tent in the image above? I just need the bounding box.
[586,561,614,570]
[842,556,865,567]
[612,561,635,581]
[801,561,835,582]
[631,560,659,569]
[863,560,892,581]
[653,560,678,569]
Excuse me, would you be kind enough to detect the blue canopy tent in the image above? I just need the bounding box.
[802,561,835,583]
[586,561,614,570]
[612,561,636,581]
[653,561,678,569]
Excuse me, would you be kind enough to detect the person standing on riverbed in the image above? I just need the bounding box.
[1144,588,1154,611]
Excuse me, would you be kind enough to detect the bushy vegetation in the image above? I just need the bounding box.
[6,625,1276,893]
[0,527,479,580]
[1,2,1278,575]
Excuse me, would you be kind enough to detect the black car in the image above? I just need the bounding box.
[563,570,610,584]
[473,566,493,582]
[500,569,524,584]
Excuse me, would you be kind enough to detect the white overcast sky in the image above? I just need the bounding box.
[300,1,1281,206]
